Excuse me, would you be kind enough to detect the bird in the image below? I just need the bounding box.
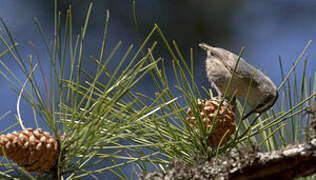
[199,43,278,119]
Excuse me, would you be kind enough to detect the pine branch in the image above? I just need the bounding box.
[142,114,316,180]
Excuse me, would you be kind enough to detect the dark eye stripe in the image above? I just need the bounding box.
[256,104,264,109]
[264,90,279,104]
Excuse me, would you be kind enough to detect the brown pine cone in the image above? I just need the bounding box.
[0,128,58,173]
[186,98,236,147]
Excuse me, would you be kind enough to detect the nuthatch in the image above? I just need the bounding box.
[199,43,278,120]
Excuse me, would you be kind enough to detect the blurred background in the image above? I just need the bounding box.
[0,0,316,178]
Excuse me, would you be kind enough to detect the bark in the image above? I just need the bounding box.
[142,108,316,180]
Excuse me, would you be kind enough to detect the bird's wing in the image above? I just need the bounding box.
[199,43,261,86]
[219,50,261,87]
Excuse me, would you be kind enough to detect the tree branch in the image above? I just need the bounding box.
[143,111,316,180]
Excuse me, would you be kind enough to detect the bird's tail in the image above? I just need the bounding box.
[198,43,213,51]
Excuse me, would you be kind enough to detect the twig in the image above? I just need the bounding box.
[17,64,38,130]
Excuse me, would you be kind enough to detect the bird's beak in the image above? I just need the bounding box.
[241,109,256,120]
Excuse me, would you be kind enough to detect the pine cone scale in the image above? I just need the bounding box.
[0,128,59,173]
[187,98,236,147]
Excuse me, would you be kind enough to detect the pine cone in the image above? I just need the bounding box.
[186,98,236,147]
[0,128,58,173]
